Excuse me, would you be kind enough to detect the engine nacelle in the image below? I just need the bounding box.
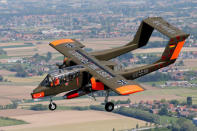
[64,59,76,67]
[57,57,77,69]
[90,77,104,90]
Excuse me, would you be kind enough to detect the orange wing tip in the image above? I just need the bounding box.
[32,92,45,99]
[50,39,74,46]
[116,85,144,95]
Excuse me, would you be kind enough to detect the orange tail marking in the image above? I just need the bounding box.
[170,40,185,60]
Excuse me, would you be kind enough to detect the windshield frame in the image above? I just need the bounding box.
[40,74,52,87]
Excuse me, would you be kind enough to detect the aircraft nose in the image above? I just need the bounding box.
[31,86,45,99]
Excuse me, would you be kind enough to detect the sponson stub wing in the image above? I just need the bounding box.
[50,39,144,95]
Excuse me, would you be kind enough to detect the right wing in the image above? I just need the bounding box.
[50,39,144,95]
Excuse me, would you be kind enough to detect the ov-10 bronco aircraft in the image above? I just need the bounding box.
[31,17,189,112]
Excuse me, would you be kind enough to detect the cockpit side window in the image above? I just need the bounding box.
[61,75,68,84]
[68,73,73,80]
[48,77,52,83]
[40,75,51,87]
[54,78,58,86]
[44,69,81,87]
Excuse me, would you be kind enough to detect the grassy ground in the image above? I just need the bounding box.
[3,76,44,85]
[0,54,10,59]
[132,87,197,97]
[189,79,197,84]
[160,116,178,125]
[0,117,28,127]
[0,75,45,86]
[54,55,64,60]
[0,82,38,86]
[0,44,34,49]
[143,81,166,86]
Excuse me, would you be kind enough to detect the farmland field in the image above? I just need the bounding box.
[1,37,197,130]
[3,76,44,84]
[0,110,146,131]
[0,117,27,127]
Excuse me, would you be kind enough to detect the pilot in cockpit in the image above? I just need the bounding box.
[41,67,80,88]
[50,77,60,87]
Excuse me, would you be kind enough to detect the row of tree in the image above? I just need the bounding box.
[0,101,18,110]
[137,72,173,82]
[86,105,160,124]
[0,75,3,82]
[114,107,160,124]
[0,48,7,55]
[33,52,52,62]
[2,52,52,78]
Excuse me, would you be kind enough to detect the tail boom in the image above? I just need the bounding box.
[118,61,173,80]
[119,17,189,80]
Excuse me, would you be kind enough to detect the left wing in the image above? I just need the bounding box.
[50,39,144,95]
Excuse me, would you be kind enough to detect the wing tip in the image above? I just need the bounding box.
[50,39,74,46]
[116,85,144,95]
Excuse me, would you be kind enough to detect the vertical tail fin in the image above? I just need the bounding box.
[134,17,190,62]
[160,35,189,62]
[126,20,154,48]
[119,17,190,80]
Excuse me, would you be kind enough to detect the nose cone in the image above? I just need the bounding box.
[31,86,46,99]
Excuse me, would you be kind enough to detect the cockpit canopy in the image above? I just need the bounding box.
[40,65,84,87]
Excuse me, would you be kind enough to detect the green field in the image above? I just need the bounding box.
[0,54,11,59]
[125,86,197,105]
[160,116,178,125]
[0,117,28,127]
[143,81,166,86]
[134,87,197,97]
[0,43,34,49]
[3,75,44,85]
[54,55,64,60]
